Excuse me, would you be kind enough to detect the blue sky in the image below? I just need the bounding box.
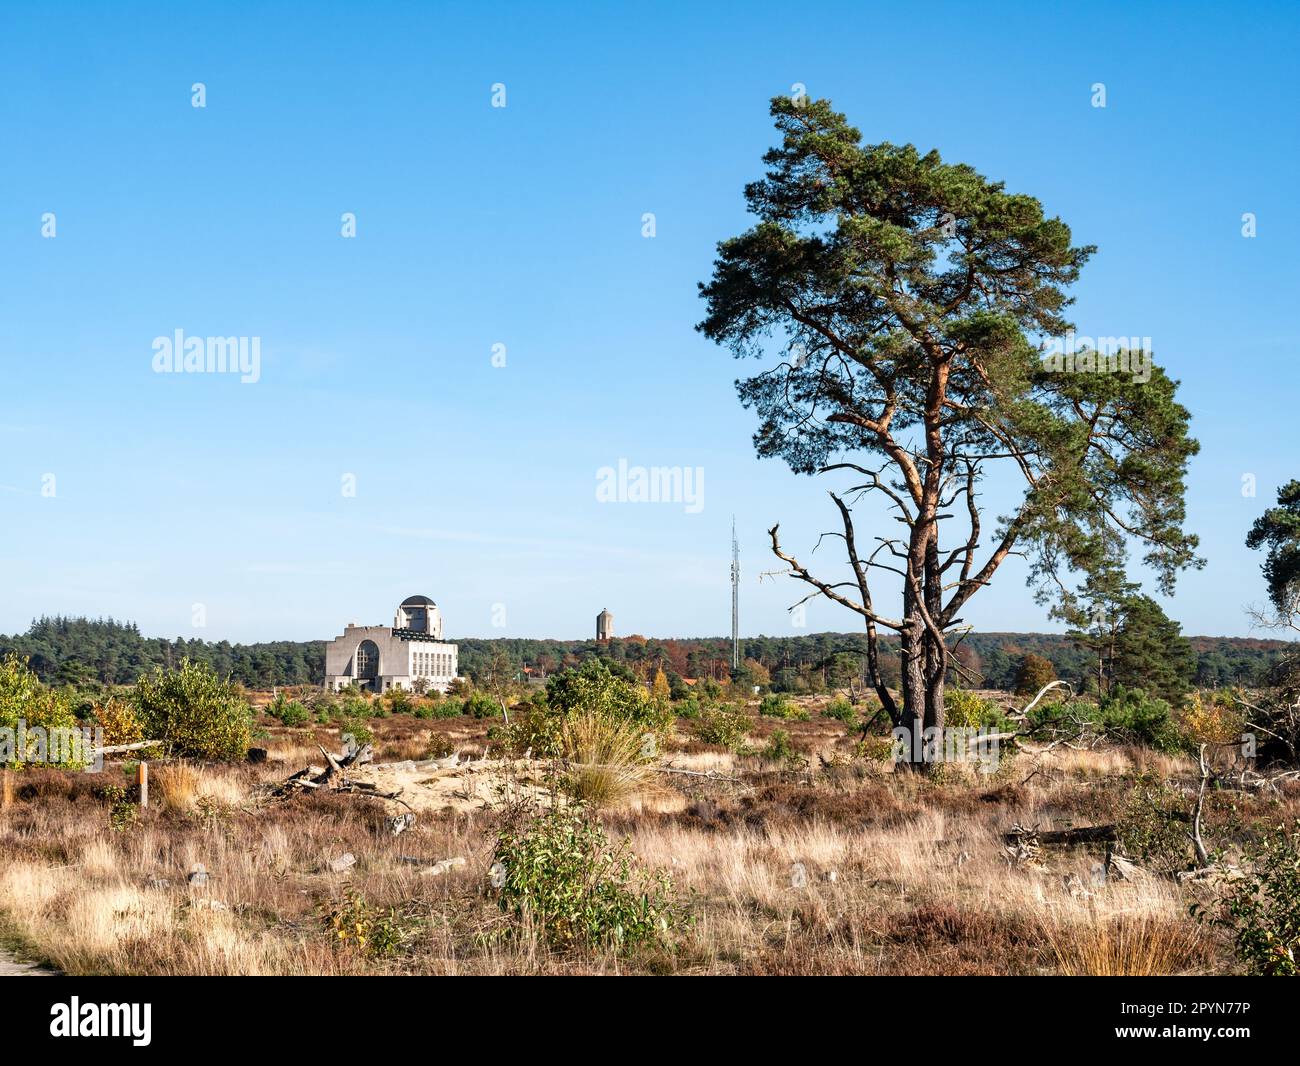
[1,1,1297,643]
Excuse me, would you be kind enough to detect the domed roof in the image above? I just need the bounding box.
[597,608,612,617]
[401,594,436,607]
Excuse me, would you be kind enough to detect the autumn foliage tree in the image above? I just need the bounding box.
[1013,653,1057,698]
[698,98,1200,766]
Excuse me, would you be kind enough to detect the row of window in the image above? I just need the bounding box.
[412,650,454,678]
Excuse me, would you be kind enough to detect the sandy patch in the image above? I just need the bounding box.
[345,757,689,816]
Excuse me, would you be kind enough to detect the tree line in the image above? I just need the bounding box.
[0,617,323,689]
[0,615,1288,695]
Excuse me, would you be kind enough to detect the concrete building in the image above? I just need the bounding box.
[596,608,614,642]
[324,594,459,693]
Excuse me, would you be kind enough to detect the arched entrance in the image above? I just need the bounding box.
[355,640,380,690]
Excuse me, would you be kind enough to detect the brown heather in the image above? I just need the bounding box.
[0,703,1282,976]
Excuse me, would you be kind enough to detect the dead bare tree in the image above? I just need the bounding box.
[1189,744,1212,869]
[270,742,411,811]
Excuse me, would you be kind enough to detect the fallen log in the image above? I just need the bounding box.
[96,740,163,756]
[1002,824,1118,846]
[269,742,409,809]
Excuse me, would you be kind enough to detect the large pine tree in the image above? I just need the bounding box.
[698,97,1201,766]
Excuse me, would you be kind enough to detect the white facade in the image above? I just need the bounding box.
[324,595,459,694]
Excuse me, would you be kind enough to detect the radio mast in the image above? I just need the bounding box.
[731,516,740,672]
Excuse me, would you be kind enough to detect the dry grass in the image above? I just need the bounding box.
[1046,910,1211,975]
[154,762,200,812]
[559,711,661,809]
[0,712,1280,976]
[153,762,247,812]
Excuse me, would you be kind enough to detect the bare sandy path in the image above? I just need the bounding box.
[0,947,54,976]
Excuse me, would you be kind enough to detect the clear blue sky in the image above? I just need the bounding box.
[1,1,1296,643]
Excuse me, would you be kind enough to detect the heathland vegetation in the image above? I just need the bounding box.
[1,637,1299,975]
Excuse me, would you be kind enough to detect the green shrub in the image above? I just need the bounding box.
[759,694,808,720]
[1025,697,1101,738]
[675,694,703,719]
[414,699,463,720]
[821,698,857,725]
[266,692,311,727]
[435,697,464,717]
[944,688,1012,731]
[335,694,372,720]
[1099,687,1181,751]
[546,659,669,732]
[492,802,690,951]
[496,661,672,756]
[132,660,251,761]
[0,653,83,768]
[1201,820,1300,975]
[340,718,373,748]
[67,682,107,722]
[99,783,137,831]
[464,691,502,719]
[1023,689,1178,751]
[323,891,414,958]
[494,699,565,757]
[381,687,413,715]
[426,732,456,760]
[855,735,896,763]
[327,693,375,746]
[761,728,805,768]
[693,703,750,749]
[433,700,466,719]
[94,696,144,747]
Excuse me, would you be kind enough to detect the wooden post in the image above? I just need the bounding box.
[0,769,12,810]
[137,761,149,809]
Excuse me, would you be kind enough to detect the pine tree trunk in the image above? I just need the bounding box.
[897,623,928,770]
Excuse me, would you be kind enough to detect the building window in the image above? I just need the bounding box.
[356,640,379,682]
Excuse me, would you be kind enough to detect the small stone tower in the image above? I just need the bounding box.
[596,608,614,642]
[394,594,443,639]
